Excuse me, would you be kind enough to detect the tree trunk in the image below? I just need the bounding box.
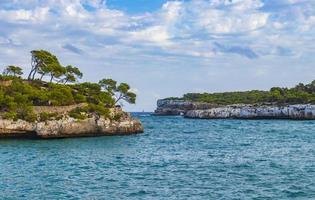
[63,77,69,85]
[28,68,35,80]
[40,74,45,80]
[50,74,54,82]
[31,68,37,80]
[115,94,123,104]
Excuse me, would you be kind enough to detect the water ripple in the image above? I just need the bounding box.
[0,116,315,199]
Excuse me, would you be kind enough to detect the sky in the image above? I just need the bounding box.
[1,0,315,111]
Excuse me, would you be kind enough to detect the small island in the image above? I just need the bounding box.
[0,50,143,138]
[155,81,315,119]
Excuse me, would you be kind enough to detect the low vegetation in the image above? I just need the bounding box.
[166,81,315,105]
[0,50,136,122]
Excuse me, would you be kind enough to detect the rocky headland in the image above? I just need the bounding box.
[154,99,214,115]
[0,49,143,139]
[154,99,315,120]
[0,107,143,139]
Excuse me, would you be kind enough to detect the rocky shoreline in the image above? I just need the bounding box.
[0,111,143,139]
[154,99,315,120]
[154,99,214,115]
[185,104,315,120]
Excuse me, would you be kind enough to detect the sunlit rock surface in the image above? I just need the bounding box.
[0,115,143,139]
[155,99,315,120]
[154,99,214,115]
[185,104,315,119]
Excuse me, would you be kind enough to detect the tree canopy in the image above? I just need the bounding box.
[28,50,83,83]
[62,65,83,84]
[99,79,136,105]
[3,66,23,76]
[0,50,137,122]
[166,81,315,105]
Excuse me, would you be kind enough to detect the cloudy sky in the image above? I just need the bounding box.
[1,0,315,111]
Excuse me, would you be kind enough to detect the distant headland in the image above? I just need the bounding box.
[0,50,143,138]
[155,81,315,120]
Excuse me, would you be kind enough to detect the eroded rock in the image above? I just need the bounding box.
[185,104,315,119]
[0,116,143,139]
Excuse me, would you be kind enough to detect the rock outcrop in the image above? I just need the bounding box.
[185,104,315,119]
[154,99,315,120]
[154,99,214,115]
[0,114,143,139]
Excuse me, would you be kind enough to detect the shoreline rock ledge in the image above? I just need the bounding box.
[154,99,315,120]
[0,112,143,139]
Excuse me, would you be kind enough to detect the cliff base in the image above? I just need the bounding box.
[0,116,143,139]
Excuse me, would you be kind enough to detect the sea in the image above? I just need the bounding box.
[0,113,314,199]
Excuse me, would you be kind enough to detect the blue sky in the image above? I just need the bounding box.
[1,0,315,111]
[106,0,169,13]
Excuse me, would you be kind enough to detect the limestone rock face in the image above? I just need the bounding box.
[154,99,214,115]
[0,119,36,138]
[185,104,315,119]
[154,99,315,120]
[0,116,143,139]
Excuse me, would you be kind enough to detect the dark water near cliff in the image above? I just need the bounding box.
[1,114,315,199]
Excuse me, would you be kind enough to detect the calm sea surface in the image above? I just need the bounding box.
[1,114,315,199]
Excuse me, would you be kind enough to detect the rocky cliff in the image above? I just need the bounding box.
[154,99,214,115]
[0,111,143,139]
[185,104,315,119]
[154,99,315,120]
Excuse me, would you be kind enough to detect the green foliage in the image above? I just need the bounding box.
[69,104,110,120]
[39,112,50,122]
[99,79,136,105]
[3,112,17,121]
[21,109,37,122]
[0,49,137,122]
[87,103,110,118]
[69,111,87,120]
[29,50,63,81]
[47,84,75,106]
[171,82,315,105]
[69,107,88,120]
[0,92,17,111]
[29,50,83,83]
[99,78,117,94]
[73,93,86,103]
[111,113,123,121]
[0,74,21,81]
[39,112,60,122]
[3,66,23,76]
[62,65,83,84]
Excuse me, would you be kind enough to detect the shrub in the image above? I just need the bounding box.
[48,85,75,106]
[23,112,37,122]
[3,112,17,121]
[87,104,110,119]
[69,107,88,120]
[38,112,60,122]
[16,105,37,122]
[73,93,86,103]
[112,113,123,121]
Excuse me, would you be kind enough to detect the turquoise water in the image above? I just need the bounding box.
[1,114,315,199]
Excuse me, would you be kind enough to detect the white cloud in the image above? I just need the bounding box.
[129,26,171,45]
[1,0,315,111]
[0,7,49,23]
[0,0,314,59]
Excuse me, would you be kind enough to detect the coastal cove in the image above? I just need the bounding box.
[2,0,315,199]
[1,113,314,199]
[0,50,143,138]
